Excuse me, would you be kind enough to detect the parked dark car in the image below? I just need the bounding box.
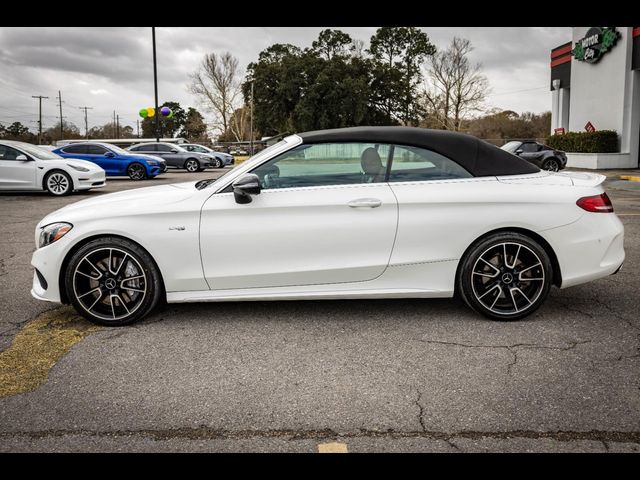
[501,140,567,172]
[127,143,212,172]
[54,142,166,180]
[180,143,234,168]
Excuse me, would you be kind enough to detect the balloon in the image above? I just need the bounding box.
[160,106,171,117]
[147,107,155,118]
[139,108,148,118]
[166,110,174,119]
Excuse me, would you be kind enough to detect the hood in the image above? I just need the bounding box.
[54,157,104,171]
[128,154,166,164]
[39,182,198,226]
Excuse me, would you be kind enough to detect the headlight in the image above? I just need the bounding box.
[146,160,158,166]
[67,164,90,172]
[39,222,73,248]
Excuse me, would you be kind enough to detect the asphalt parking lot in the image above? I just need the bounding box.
[1,168,639,453]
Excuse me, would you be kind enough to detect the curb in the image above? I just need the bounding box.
[620,175,640,182]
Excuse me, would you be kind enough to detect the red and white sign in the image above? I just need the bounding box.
[554,127,565,135]
[585,121,596,132]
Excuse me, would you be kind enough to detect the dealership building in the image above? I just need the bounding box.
[550,27,640,169]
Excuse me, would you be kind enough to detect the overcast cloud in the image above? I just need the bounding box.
[0,27,569,135]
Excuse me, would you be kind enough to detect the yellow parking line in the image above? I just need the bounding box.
[318,442,349,453]
[620,175,640,182]
[0,307,99,398]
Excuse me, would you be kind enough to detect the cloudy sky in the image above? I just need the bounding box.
[0,27,569,135]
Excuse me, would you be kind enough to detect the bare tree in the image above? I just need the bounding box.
[188,52,244,139]
[422,37,489,131]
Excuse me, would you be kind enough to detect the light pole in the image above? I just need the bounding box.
[250,80,254,155]
[152,27,160,142]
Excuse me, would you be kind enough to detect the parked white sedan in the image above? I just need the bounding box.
[30,127,624,326]
[0,140,106,195]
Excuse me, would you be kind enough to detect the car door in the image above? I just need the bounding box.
[154,144,183,167]
[84,144,114,174]
[199,142,398,290]
[0,145,36,190]
[516,142,540,164]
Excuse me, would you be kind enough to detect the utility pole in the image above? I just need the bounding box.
[32,95,49,145]
[113,111,117,138]
[57,91,64,141]
[152,27,160,142]
[79,106,93,139]
[136,119,140,138]
[250,80,254,155]
[116,114,120,139]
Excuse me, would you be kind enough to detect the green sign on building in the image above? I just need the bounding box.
[572,27,620,64]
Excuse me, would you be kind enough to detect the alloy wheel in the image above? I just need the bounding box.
[128,163,145,180]
[470,242,545,316]
[186,160,199,172]
[72,247,147,322]
[543,159,559,172]
[47,172,70,195]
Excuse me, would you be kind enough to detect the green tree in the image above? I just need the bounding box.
[312,29,353,60]
[42,120,82,143]
[179,107,209,141]
[0,122,36,142]
[368,27,435,125]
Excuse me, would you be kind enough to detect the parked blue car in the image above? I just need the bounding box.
[53,142,167,180]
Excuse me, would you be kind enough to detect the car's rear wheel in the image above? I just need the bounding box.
[44,170,73,196]
[64,237,163,326]
[457,232,552,321]
[127,162,147,180]
[542,158,560,172]
[185,159,200,172]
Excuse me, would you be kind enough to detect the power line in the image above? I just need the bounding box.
[31,95,49,145]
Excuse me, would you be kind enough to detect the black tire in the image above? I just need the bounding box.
[457,232,553,321]
[184,159,200,172]
[44,170,73,196]
[215,158,224,169]
[541,157,560,172]
[127,162,147,180]
[64,237,163,326]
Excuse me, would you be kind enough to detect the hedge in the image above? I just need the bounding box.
[545,130,618,153]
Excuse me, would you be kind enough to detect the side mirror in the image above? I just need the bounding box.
[515,149,523,155]
[16,154,30,161]
[104,151,115,158]
[170,149,178,153]
[232,173,261,204]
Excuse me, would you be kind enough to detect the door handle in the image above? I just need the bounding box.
[347,198,382,208]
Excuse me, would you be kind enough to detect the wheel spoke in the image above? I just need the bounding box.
[479,257,500,274]
[514,287,532,306]
[489,286,503,310]
[121,274,144,282]
[518,262,542,277]
[478,283,500,300]
[109,295,116,319]
[508,287,519,312]
[86,290,104,312]
[83,258,103,278]
[76,270,100,280]
[78,286,101,299]
[114,253,129,276]
[117,294,130,314]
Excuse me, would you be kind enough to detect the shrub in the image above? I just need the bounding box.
[545,130,618,153]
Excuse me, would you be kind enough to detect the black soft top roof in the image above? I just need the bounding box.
[297,126,539,177]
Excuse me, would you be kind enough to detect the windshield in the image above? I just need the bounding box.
[16,143,62,160]
[500,141,522,153]
[197,139,291,190]
[108,144,130,155]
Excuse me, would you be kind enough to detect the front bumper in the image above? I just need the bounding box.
[30,233,74,303]
[75,171,106,190]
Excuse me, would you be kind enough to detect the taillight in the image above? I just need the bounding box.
[576,193,614,213]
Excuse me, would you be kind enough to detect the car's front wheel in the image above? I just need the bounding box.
[184,159,200,172]
[44,170,73,196]
[214,158,224,169]
[64,237,163,326]
[127,162,147,180]
[457,232,552,321]
[542,158,560,172]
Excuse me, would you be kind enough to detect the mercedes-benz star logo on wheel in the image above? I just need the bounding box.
[501,273,514,284]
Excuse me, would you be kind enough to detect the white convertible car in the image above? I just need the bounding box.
[31,127,625,326]
[0,140,106,195]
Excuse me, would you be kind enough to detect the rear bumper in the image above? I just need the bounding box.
[541,212,625,288]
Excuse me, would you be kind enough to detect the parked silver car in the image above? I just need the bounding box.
[180,144,234,168]
[127,142,212,172]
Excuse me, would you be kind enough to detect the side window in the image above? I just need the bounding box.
[183,145,195,151]
[62,144,88,154]
[0,145,22,160]
[251,143,390,189]
[88,145,108,155]
[155,144,172,152]
[389,145,472,182]
[133,144,156,152]
[521,143,538,153]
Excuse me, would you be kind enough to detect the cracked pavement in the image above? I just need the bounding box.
[0,170,639,452]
